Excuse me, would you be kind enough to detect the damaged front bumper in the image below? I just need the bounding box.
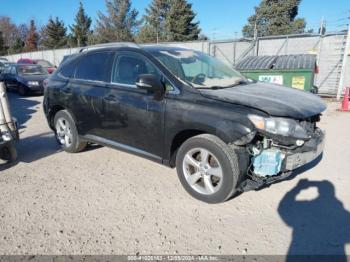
[284,128,325,171]
[239,128,325,192]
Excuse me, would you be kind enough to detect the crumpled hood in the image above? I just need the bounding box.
[199,82,327,119]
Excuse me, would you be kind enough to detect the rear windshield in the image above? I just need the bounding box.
[36,60,54,67]
[17,65,48,75]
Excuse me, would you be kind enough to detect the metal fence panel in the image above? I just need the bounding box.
[3,33,349,97]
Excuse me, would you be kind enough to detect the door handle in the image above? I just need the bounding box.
[104,94,119,103]
[62,87,71,93]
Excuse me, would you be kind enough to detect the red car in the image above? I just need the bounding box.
[17,58,56,74]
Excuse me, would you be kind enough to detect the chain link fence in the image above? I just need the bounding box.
[4,32,349,97]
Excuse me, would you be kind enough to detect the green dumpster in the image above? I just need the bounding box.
[235,55,317,93]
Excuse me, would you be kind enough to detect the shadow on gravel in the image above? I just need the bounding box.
[0,161,18,171]
[15,132,61,163]
[7,92,41,129]
[278,179,350,261]
[0,132,59,170]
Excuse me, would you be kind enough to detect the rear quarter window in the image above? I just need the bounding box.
[58,60,77,78]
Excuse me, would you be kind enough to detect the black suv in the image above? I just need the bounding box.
[44,43,326,203]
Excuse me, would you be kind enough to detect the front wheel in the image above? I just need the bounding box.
[176,134,242,204]
[18,85,27,96]
[4,82,9,90]
[54,110,87,153]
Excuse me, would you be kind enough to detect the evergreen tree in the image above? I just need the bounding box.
[10,37,25,54]
[87,33,100,45]
[140,0,170,43]
[17,23,29,41]
[70,2,92,47]
[165,0,200,41]
[38,26,48,48]
[136,25,157,43]
[95,0,140,43]
[0,31,7,55]
[242,0,306,37]
[24,20,39,52]
[42,17,67,49]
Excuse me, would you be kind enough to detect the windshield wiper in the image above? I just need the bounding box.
[209,79,247,90]
[183,79,194,87]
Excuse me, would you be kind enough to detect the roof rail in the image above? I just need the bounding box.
[78,42,140,53]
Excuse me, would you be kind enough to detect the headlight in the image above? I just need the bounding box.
[27,81,39,86]
[248,114,309,139]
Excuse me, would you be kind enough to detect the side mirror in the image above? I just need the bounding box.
[136,74,165,97]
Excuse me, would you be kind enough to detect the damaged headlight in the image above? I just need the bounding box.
[248,115,309,140]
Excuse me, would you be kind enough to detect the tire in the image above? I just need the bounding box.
[0,143,17,162]
[176,134,242,204]
[53,110,87,153]
[4,82,9,90]
[18,85,27,96]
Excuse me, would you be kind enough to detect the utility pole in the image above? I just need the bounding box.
[315,17,325,85]
[319,17,326,35]
[337,22,350,100]
[253,22,258,56]
[253,22,258,40]
[233,32,238,65]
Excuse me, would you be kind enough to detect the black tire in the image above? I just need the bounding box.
[176,134,242,204]
[53,110,87,153]
[4,82,9,90]
[0,143,17,162]
[18,85,27,96]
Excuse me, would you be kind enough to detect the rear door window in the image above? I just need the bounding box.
[75,52,113,82]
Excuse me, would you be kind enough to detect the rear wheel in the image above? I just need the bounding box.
[54,110,87,153]
[0,142,17,162]
[176,134,242,204]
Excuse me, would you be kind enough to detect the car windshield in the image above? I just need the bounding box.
[150,48,245,89]
[36,60,54,67]
[17,65,47,75]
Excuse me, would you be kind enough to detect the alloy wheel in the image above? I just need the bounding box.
[182,147,223,195]
[55,117,73,147]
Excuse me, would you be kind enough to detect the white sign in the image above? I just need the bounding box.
[258,75,283,85]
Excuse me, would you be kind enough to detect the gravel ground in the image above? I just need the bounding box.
[0,93,349,255]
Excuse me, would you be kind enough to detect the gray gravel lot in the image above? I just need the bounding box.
[0,93,349,255]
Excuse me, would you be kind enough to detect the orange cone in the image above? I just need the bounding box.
[338,87,349,112]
